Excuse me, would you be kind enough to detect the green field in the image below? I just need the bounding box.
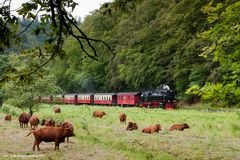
[0,104,240,160]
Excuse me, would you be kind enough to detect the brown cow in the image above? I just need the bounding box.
[142,124,161,134]
[93,111,106,118]
[169,123,190,131]
[53,107,61,113]
[119,113,127,123]
[4,115,11,121]
[18,112,31,128]
[58,121,75,142]
[26,127,75,151]
[41,119,55,127]
[126,122,138,131]
[29,116,40,128]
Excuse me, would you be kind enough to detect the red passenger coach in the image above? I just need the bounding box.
[52,94,64,104]
[117,92,141,106]
[94,93,117,105]
[33,96,41,103]
[40,96,52,103]
[64,94,77,104]
[77,93,94,104]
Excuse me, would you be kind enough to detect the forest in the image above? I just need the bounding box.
[0,0,240,109]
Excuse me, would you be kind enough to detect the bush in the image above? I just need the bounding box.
[186,82,240,108]
[0,105,19,116]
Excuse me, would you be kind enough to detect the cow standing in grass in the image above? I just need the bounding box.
[5,115,11,121]
[119,113,127,123]
[26,127,74,151]
[29,116,40,128]
[58,121,75,142]
[18,113,31,128]
[41,119,55,127]
[53,107,61,113]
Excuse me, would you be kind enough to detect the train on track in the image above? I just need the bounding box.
[37,85,176,109]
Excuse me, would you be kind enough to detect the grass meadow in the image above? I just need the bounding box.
[0,104,240,160]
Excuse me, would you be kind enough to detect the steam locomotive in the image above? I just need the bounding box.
[38,85,176,109]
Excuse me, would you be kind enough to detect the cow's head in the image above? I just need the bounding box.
[183,123,190,129]
[41,119,46,125]
[156,124,161,131]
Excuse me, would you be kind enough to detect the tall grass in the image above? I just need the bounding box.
[32,104,240,160]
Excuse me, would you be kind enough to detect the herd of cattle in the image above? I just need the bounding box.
[3,107,190,151]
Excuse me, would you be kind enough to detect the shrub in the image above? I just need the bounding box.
[186,82,240,108]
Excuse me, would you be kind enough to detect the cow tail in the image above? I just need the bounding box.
[25,128,35,137]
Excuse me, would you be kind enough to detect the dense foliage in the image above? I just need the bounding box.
[2,53,61,114]
[50,0,211,94]
[187,1,240,107]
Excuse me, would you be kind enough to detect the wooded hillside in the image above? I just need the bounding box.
[1,0,239,107]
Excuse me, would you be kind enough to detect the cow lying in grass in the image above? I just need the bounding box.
[93,111,106,118]
[168,123,190,131]
[142,124,161,134]
[126,122,138,131]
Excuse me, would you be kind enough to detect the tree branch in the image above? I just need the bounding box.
[14,7,42,38]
